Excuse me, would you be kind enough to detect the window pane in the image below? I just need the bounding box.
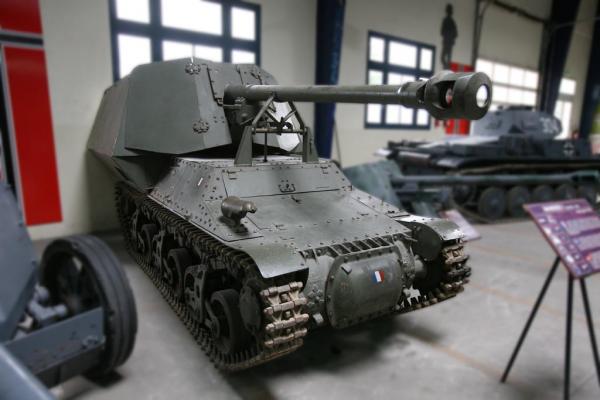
[494,86,508,103]
[523,90,536,106]
[420,48,433,71]
[388,41,417,68]
[368,70,383,85]
[386,105,412,124]
[560,78,576,95]
[195,45,223,62]
[387,73,414,85]
[231,49,255,63]
[507,88,523,104]
[386,105,400,123]
[163,40,192,60]
[400,107,413,124]
[231,7,256,40]
[366,104,382,123]
[116,0,150,23]
[523,70,538,89]
[416,109,429,126]
[561,101,572,137]
[476,59,493,76]
[554,100,563,117]
[509,67,524,87]
[118,34,151,78]
[493,63,509,84]
[161,0,222,35]
[369,37,385,62]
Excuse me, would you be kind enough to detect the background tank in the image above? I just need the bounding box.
[387,107,600,220]
[89,59,490,370]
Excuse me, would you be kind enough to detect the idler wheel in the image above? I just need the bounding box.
[555,184,577,200]
[209,289,250,354]
[506,186,530,217]
[140,224,158,260]
[532,185,554,202]
[164,248,192,299]
[477,187,506,220]
[577,185,598,205]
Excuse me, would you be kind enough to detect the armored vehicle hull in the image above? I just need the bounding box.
[388,108,600,220]
[89,59,489,369]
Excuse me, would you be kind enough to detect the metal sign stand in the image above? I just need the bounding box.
[500,256,600,399]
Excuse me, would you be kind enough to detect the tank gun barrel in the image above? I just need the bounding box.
[225,71,492,120]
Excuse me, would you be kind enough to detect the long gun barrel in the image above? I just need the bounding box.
[225,71,492,120]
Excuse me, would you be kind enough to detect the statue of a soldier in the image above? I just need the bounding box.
[440,4,458,69]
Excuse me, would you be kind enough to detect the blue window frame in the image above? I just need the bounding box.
[365,30,435,130]
[109,0,261,80]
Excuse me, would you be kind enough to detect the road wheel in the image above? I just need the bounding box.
[531,185,553,202]
[577,185,598,205]
[209,289,250,355]
[555,184,577,200]
[507,186,530,217]
[477,187,506,220]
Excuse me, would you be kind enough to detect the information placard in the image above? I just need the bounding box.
[525,199,600,278]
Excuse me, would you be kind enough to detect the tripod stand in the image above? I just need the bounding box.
[500,256,600,399]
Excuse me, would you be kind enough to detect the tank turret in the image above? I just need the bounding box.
[88,59,489,371]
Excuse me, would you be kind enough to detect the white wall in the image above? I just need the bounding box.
[478,1,549,69]
[33,0,115,240]
[31,0,315,239]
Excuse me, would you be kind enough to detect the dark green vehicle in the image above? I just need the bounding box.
[88,59,490,370]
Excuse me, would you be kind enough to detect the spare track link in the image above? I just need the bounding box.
[398,241,471,313]
[115,183,308,371]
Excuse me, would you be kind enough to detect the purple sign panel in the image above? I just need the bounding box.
[525,199,600,279]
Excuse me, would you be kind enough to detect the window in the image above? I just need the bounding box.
[555,78,576,138]
[366,31,435,130]
[109,0,261,79]
[476,59,539,111]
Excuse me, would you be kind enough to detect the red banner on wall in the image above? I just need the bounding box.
[0,0,43,34]
[4,46,62,225]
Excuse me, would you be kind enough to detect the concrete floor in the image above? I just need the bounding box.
[44,220,600,400]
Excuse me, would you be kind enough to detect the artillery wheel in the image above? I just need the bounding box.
[40,235,137,377]
[532,185,554,202]
[555,184,577,200]
[209,289,251,355]
[506,186,530,217]
[577,185,598,205]
[477,187,506,220]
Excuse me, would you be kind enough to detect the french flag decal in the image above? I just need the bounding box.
[372,270,385,283]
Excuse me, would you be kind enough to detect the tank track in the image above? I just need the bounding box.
[397,241,470,314]
[115,183,308,371]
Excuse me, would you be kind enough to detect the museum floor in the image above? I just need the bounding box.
[40,220,600,400]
